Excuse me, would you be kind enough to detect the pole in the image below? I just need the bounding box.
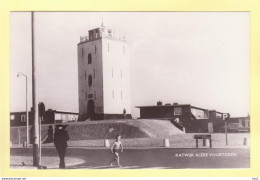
[17,72,29,148]
[31,11,40,167]
[225,121,228,145]
[26,76,29,148]
[39,115,42,165]
[18,127,21,144]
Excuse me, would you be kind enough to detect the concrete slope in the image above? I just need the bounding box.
[134,119,184,138]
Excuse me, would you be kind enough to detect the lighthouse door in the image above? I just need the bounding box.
[87,100,95,120]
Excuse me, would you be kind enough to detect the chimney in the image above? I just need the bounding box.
[157,101,162,106]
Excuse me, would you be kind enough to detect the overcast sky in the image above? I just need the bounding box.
[10,12,250,118]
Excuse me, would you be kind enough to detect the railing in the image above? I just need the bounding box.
[193,134,212,148]
[170,119,185,131]
[80,33,126,43]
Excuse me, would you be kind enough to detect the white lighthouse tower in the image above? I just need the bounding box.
[77,26,131,120]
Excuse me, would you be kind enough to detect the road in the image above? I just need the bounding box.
[11,147,250,169]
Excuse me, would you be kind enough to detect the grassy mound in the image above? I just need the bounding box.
[10,119,183,144]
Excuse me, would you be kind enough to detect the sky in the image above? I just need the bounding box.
[10,12,250,118]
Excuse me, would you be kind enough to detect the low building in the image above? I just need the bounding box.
[136,101,226,133]
[10,109,79,127]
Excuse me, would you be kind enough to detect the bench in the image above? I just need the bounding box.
[193,134,212,148]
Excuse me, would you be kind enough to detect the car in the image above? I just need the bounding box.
[237,127,250,132]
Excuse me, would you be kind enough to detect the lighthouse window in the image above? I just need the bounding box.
[88,75,93,87]
[88,53,92,64]
[95,45,97,54]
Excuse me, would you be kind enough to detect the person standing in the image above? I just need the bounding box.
[54,125,69,169]
[110,135,123,167]
[123,108,126,119]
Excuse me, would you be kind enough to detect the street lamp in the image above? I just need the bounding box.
[17,72,29,148]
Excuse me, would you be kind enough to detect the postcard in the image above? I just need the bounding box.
[1,1,260,178]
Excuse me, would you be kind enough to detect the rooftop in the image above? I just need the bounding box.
[79,26,126,44]
[136,102,211,112]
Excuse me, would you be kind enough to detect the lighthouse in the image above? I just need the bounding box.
[77,26,131,120]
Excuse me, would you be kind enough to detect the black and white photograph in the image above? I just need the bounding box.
[10,12,250,169]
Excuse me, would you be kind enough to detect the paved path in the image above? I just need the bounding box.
[10,147,250,169]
